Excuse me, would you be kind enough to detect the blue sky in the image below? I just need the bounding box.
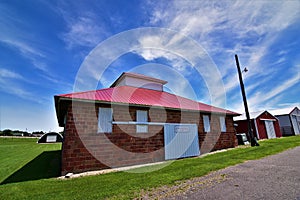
[0,0,299,132]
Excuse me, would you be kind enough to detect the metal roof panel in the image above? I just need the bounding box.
[57,86,239,115]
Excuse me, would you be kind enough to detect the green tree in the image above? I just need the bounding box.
[2,129,13,136]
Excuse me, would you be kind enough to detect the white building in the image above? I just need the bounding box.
[270,107,300,136]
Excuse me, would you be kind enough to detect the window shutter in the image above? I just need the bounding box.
[98,108,113,133]
[220,116,226,132]
[137,110,148,133]
[203,115,210,132]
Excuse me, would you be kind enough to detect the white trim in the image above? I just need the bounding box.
[254,119,260,140]
[112,121,197,126]
[260,118,276,121]
[291,114,300,117]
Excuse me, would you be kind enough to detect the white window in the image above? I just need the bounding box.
[220,116,226,132]
[203,115,210,132]
[136,110,148,133]
[98,108,113,133]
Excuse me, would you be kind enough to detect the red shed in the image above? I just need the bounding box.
[234,111,282,140]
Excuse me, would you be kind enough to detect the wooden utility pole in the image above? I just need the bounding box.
[235,54,259,147]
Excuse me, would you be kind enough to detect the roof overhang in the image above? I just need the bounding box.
[55,96,240,126]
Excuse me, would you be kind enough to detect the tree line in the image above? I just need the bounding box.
[0,129,62,137]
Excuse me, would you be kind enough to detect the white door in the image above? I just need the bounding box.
[264,121,276,139]
[164,124,200,160]
[291,115,300,135]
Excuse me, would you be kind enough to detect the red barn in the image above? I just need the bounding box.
[234,111,282,140]
[55,72,239,175]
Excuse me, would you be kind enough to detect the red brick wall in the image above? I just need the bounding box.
[200,114,237,153]
[61,101,237,175]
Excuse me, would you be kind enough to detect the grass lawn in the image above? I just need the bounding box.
[0,136,299,199]
[0,137,61,184]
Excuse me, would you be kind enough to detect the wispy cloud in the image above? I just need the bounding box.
[0,68,24,80]
[133,34,193,74]
[0,68,43,103]
[146,1,300,71]
[248,72,299,111]
[0,75,43,103]
[0,3,56,83]
[1,39,46,58]
[55,1,109,50]
[62,15,108,49]
[0,37,65,88]
[142,0,300,110]
[0,68,38,85]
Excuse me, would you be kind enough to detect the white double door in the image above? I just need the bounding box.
[264,120,276,139]
[164,124,200,160]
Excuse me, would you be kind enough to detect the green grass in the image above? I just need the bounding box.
[0,137,61,184]
[0,136,299,200]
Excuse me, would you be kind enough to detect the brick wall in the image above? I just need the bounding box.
[61,101,237,175]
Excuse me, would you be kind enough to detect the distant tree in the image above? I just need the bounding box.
[32,131,45,135]
[2,129,13,136]
[11,130,23,136]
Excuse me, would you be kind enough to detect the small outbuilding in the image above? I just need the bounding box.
[55,72,240,175]
[234,111,282,140]
[270,107,300,136]
[37,132,63,143]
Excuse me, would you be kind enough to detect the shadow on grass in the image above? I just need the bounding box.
[1,150,61,185]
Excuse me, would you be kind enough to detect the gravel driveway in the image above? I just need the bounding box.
[137,146,300,200]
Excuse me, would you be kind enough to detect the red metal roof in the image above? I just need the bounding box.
[57,86,238,115]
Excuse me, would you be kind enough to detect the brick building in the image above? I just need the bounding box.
[55,72,239,175]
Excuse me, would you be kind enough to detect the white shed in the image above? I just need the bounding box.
[270,107,300,136]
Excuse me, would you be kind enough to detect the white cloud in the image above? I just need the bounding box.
[133,32,210,77]
[0,16,55,83]
[0,80,40,104]
[1,39,46,58]
[143,0,300,111]
[0,68,65,104]
[0,38,62,87]
[248,72,299,111]
[58,0,299,112]
[0,68,24,80]
[63,16,106,48]
[146,0,300,73]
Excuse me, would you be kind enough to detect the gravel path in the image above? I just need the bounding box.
[137,146,300,200]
